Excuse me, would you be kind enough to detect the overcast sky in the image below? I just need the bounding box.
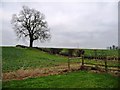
[0,0,118,49]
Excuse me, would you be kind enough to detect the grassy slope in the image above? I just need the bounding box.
[83,49,118,57]
[2,47,119,88]
[2,47,119,72]
[61,48,118,57]
[2,47,68,72]
[3,71,119,88]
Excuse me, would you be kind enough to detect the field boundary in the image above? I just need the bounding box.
[3,63,120,81]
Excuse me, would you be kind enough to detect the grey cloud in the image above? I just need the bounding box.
[1,2,118,49]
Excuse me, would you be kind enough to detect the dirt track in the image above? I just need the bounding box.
[3,63,120,81]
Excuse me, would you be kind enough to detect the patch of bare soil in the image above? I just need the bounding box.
[3,63,79,81]
[3,63,120,81]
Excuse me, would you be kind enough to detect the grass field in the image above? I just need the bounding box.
[2,47,68,72]
[2,47,119,73]
[83,49,118,57]
[57,48,118,57]
[2,47,120,88]
[3,71,119,88]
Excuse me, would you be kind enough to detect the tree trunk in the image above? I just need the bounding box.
[30,39,33,47]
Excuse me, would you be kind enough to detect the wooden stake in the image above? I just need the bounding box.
[105,57,108,72]
[82,55,84,66]
[68,57,70,70]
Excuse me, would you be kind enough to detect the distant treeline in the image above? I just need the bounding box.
[107,45,119,50]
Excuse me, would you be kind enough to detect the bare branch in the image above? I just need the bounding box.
[11,5,51,47]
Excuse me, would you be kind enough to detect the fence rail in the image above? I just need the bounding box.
[68,55,119,72]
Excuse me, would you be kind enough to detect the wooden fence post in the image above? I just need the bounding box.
[105,57,108,72]
[94,49,97,61]
[82,55,84,66]
[67,49,74,71]
[68,57,70,70]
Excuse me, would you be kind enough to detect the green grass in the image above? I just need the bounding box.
[83,49,118,57]
[2,47,119,88]
[2,47,68,72]
[2,47,119,72]
[3,71,119,88]
[60,48,118,57]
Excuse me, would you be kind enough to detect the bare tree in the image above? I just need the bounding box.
[11,6,51,47]
[112,45,115,50]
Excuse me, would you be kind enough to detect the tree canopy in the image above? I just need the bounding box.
[11,6,51,47]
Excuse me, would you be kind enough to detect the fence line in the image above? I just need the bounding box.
[67,56,119,72]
